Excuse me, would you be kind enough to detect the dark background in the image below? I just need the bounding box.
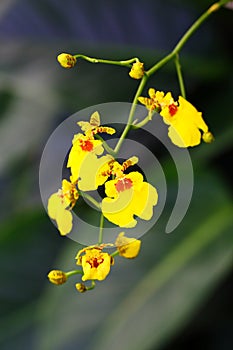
[0,1,232,349]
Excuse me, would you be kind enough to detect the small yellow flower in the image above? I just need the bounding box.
[57,53,76,68]
[129,61,144,79]
[47,179,78,235]
[138,88,175,113]
[48,270,67,285]
[102,171,158,227]
[76,247,114,281]
[160,96,209,147]
[115,232,141,258]
[139,88,213,148]
[75,283,87,293]
[67,112,116,190]
[67,133,104,183]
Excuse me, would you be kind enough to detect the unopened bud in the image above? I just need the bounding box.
[57,53,77,68]
[202,131,214,143]
[76,283,87,293]
[129,62,144,79]
[47,270,67,285]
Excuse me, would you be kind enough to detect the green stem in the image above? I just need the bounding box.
[95,134,115,156]
[86,280,96,291]
[98,213,105,245]
[116,0,229,141]
[79,190,101,209]
[74,54,139,68]
[132,111,156,129]
[111,250,120,258]
[66,270,83,278]
[147,0,229,77]
[113,74,148,154]
[174,54,186,98]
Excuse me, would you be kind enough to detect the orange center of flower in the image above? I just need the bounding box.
[87,257,104,268]
[115,178,133,192]
[168,103,178,116]
[80,139,94,152]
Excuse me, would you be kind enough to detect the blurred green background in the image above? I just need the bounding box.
[0,0,232,349]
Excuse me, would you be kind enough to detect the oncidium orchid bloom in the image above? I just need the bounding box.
[67,133,104,183]
[138,88,214,147]
[76,247,114,281]
[47,179,79,236]
[101,159,158,227]
[67,112,115,185]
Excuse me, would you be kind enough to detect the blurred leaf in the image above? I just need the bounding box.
[0,208,64,343]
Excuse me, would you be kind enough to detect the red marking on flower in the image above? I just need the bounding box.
[80,139,94,152]
[87,257,104,268]
[169,103,178,116]
[115,178,133,192]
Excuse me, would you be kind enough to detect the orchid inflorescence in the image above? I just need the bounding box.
[47,1,230,293]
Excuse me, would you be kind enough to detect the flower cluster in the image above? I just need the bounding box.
[138,88,214,148]
[49,25,218,293]
[47,111,157,292]
[48,232,141,292]
[47,111,158,237]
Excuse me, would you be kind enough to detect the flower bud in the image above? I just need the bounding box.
[202,131,214,143]
[76,283,87,293]
[57,53,77,68]
[47,270,67,285]
[129,62,144,79]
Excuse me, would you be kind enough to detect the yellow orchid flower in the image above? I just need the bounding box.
[67,112,116,185]
[160,96,210,147]
[76,247,114,281]
[138,88,213,147]
[102,171,158,228]
[67,133,104,183]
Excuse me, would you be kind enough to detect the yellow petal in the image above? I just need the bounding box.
[47,193,73,236]
[133,182,158,220]
[56,207,73,236]
[78,154,114,191]
[48,193,66,219]
[167,123,201,147]
[178,97,208,131]
[115,232,141,258]
[102,189,137,228]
